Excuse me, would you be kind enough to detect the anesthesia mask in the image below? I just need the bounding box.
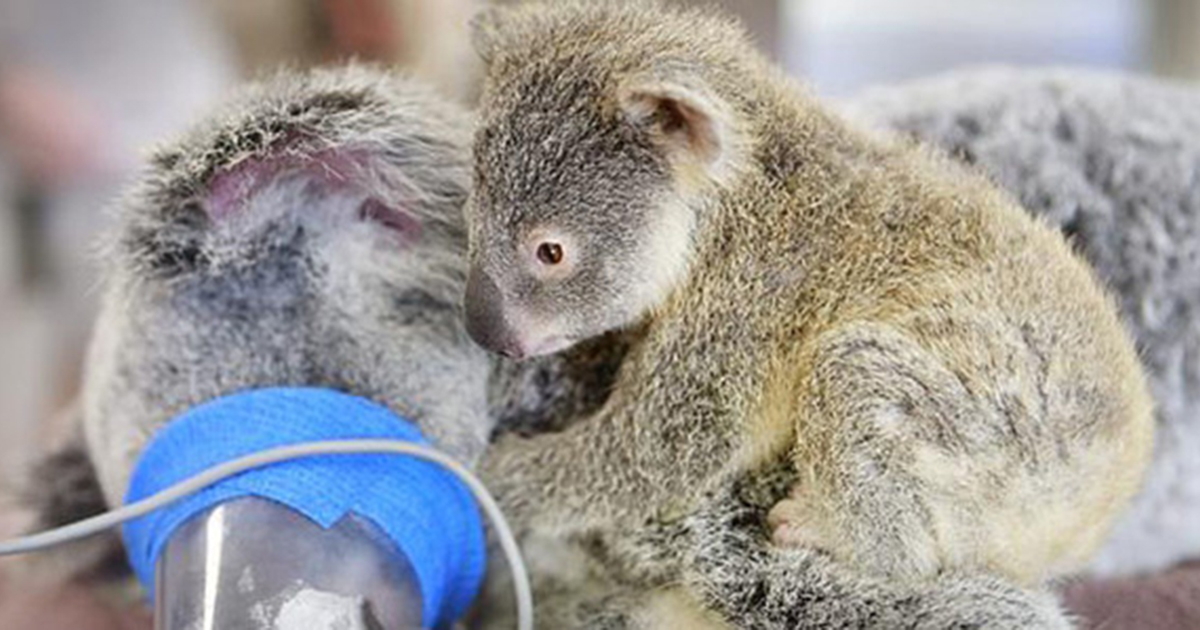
[0,388,532,630]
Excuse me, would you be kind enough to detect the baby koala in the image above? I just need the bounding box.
[462,0,1154,625]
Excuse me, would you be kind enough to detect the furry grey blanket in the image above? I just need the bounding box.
[840,67,1200,578]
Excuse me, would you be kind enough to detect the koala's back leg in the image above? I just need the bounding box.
[686,471,1072,630]
[772,319,1118,584]
[771,323,965,580]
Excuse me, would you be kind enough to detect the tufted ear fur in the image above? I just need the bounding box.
[120,67,475,281]
[618,77,743,188]
[203,141,422,241]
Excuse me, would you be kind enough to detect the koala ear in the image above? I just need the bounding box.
[469,7,510,65]
[203,141,424,241]
[618,79,742,186]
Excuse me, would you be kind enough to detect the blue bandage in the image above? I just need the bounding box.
[122,387,486,629]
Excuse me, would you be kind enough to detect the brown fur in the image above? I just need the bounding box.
[463,1,1153,627]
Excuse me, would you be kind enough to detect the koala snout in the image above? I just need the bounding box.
[464,270,524,358]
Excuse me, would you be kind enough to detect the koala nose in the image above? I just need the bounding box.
[464,270,524,358]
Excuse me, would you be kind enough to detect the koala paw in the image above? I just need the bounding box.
[766,496,829,550]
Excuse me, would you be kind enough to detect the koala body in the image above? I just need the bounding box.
[840,67,1200,578]
[463,2,1154,626]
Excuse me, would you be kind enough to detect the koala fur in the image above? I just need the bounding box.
[79,64,491,508]
[840,67,1200,578]
[483,64,1200,629]
[463,1,1153,627]
[14,47,1179,630]
[14,59,1077,630]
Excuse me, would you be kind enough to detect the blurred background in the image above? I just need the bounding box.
[1,0,1198,503]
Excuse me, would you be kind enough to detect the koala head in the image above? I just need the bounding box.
[82,66,491,504]
[461,1,750,359]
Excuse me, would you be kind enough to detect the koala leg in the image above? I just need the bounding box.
[470,527,691,630]
[772,319,1113,584]
[686,471,1073,630]
[544,464,1070,630]
[474,457,1070,629]
[767,323,952,580]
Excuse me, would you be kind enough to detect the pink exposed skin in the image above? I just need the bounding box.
[206,145,422,243]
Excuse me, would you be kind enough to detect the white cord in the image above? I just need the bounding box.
[0,440,534,630]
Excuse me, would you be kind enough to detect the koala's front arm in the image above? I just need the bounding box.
[483,420,731,537]
[479,288,791,537]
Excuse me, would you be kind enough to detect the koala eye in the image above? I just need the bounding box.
[536,242,565,265]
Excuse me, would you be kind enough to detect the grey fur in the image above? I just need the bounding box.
[77,64,491,510]
[840,67,1200,577]
[475,457,1073,630]
[681,462,1072,630]
[489,327,640,437]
